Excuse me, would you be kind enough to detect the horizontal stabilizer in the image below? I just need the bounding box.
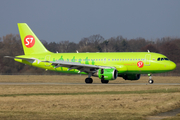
[4,56,39,63]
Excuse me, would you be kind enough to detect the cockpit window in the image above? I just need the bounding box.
[157,57,169,61]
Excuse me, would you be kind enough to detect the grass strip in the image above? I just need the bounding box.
[0,88,180,97]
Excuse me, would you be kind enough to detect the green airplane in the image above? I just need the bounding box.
[5,23,176,84]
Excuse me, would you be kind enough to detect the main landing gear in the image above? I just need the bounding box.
[148,74,154,84]
[85,77,109,84]
[101,76,109,84]
[85,73,93,84]
[101,79,109,84]
[85,73,109,84]
[85,78,93,84]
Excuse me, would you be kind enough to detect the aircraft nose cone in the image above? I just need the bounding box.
[170,62,176,70]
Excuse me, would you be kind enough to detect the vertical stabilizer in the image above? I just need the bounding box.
[18,23,50,55]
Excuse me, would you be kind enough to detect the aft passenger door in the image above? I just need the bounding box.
[45,55,51,66]
[145,54,151,66]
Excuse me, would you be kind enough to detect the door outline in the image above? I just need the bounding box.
[145,54,151,66]
[103,58,107,64]
[45,55,51,66]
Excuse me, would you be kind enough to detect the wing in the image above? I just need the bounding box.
[42,60,115,73]
[4,56,115,74]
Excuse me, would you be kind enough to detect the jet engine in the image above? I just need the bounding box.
[98,68,118,80]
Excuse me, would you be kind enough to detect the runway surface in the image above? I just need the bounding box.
[0,82,180,85]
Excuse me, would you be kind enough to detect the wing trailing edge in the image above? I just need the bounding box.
[42,60,115,73]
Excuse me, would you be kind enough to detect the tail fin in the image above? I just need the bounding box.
[18,23,50,55]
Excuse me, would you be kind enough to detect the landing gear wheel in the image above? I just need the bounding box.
[148,74,154,84]
[148,79,154,84]
[85,78,93,84]
[101,79,109,84]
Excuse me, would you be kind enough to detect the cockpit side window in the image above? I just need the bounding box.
[164,58,169,60]
[157,57,169,61]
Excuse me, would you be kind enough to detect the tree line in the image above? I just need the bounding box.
[0,34,180,75]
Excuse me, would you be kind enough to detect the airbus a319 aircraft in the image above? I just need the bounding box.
[5,23,176,84]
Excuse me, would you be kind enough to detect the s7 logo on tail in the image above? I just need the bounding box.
[24,35,35,48]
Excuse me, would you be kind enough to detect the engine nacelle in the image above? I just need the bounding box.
[98,68,118,80]
[122,74,141,80]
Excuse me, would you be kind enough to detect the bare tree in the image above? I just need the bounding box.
[139,44,160,53]
[160,42,180,63]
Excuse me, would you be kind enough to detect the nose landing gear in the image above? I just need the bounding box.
[148,74,154,84]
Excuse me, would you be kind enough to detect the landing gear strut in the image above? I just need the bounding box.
[148,74,154,84]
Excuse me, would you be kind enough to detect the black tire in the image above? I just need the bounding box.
[148,79,154,84]
[101,79,109,84]
[85,78,93,84]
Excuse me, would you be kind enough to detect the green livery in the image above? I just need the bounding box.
[4,23,176,84]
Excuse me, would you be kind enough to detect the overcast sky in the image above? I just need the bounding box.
[0,0,180,43]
